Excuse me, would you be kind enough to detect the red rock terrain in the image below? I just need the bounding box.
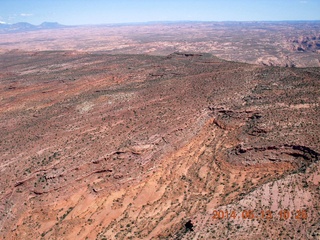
[0,51,319,239]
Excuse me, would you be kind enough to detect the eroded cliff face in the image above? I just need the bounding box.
[0,52,319,239]
[287,34,320,53]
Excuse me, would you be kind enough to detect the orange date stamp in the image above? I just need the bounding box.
[212,209,308,220]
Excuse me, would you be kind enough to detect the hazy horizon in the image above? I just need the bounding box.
[1,0,319,26]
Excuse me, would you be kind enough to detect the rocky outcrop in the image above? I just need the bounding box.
[288,35,320,53]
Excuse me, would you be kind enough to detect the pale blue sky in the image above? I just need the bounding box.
[0,0,319,25]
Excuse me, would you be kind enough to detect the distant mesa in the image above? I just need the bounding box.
[0,22,66,33]
[12,22,35,29]
[39,22,64,28]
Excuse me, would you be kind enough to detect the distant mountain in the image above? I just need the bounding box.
[0,22,66,33]
[39,22,64,29]
[11,22,37,30]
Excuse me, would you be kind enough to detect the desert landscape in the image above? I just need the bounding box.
[1,21,320,67]
[0,21,319,239]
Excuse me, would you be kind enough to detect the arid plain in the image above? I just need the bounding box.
[1,21,320,67]
[0,22,319,239]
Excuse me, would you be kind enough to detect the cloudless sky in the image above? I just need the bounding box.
[0,0,319,25]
